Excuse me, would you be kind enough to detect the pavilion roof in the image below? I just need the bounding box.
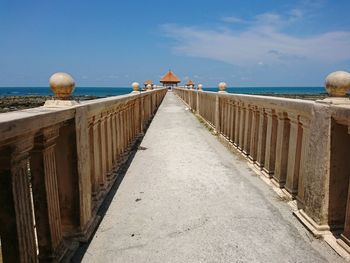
[144,80,153,85]
[186,79,194,86]
[160,70,181,83]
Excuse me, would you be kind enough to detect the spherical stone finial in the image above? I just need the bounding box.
[218,82,227,92]
[131,82,140,91]
[198,84,203,91]
[146,84,153,90]
[325,71,350,97]
[49,72,75,100]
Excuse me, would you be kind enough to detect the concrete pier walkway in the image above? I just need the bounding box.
[82,92,344,263]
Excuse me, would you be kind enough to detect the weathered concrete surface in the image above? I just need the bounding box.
[82,92,344,263]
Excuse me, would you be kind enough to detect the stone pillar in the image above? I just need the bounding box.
[256,108,267,168]
[263,109,278,177]
[284,113,302,197]
[196,90,200,114]
[0,138,37,263]
[214,95,220,134]
[31,127,69,261]
[238,104,246,151]
[243,106,252,155]
[272,112,290,188]
[229,102,235,142]
[234,102,241,147]
[249,106,260,162]
[90,117,101,198]
[99,114,107,189]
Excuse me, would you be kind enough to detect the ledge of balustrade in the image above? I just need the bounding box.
[0,73,167,263]
[173,71,350,258]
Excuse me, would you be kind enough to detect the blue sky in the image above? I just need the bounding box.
[0,0,349,87]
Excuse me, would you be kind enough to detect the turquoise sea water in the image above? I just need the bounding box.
[0,86,325,97]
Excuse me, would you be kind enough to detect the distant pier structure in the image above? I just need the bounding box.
[160,70,181,89]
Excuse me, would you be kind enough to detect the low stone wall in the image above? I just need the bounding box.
[0,88,167,262]
[174,85,350,255]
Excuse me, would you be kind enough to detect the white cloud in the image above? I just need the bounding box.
[221,16,247,24]
[161,11,350,67]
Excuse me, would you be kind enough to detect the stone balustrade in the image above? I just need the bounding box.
[173,71,350,255]
[0,74,167,262]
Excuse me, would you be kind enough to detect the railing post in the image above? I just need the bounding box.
[256,108,267,169]
[30,126,70,261]
[249,106,260,162]
[233,102,240,146]
[214,95,220,134]
[272,112,290,188]
[0,138,37,263]
[284,113,302,197]
[243,105,253,155]
[238,104,246,150]
[294,71,350,235]
[263,109,278,177]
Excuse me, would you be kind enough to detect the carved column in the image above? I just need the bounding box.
[91,117,101,198]
[238,104,246,151]
[243,106,252,155]
[256,108,267,168]
[0,137,37,263]
[31,127,69,261]
[272,112,290,188]
[263,109,278,177]
[214,95,220,134]
[234,102,240,146]
[296,116,311,208]
[249,106,260,162]
[111,111,117,164]
[284,113,302,197]
[106,113,113,174]
[229,102,235,142]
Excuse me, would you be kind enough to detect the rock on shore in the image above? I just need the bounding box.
[0,95,101,113]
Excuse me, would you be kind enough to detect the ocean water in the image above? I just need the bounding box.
[204,86,325,94]
[0,86,325,97]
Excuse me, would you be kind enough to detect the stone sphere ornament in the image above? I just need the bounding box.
[198,84,203,91]
[325,71,350,97]
[131,82,140,91]
[49,72,76,100]
[218,82,227,93]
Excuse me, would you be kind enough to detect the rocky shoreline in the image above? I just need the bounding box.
[0,95,102,113]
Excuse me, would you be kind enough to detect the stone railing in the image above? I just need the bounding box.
[0,74,167,262]
[174,71,350,256]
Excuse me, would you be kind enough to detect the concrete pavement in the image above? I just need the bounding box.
[82,92,345,263]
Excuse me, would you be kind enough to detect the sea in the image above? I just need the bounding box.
[0,86,326,97]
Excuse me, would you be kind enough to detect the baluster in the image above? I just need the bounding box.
[296,116,311,207]
[0,138,37,263]
[31,127,70,261]
[249,106,260,162]
[272,112,291,188]
[106,113,113,174]
[256,108,267,169]
[90,117,101,199]
[234,102,241,147]
[284,113,302,197]
[111,111,117,165]
[243,106,252,155]
[263,109,278,177]
[238,104,246,150]
[99,114,107,189]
